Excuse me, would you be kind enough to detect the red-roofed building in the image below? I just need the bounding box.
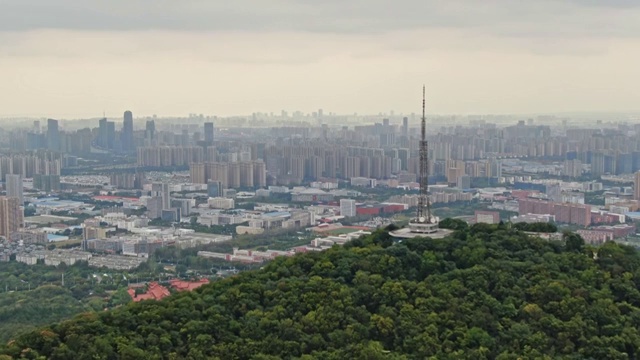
[169,279,210,292]
[356,206,381,216]
[127,282,170,302]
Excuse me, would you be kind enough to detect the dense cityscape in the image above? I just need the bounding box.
[2,0,640,358]
[0,108,640,346]
[1,108,640,355]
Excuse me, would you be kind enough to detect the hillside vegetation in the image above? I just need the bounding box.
[3,223,640,359]
[0,286,87,343]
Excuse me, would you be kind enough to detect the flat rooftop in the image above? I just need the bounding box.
[389,227,453,239]
[25,215,77,224]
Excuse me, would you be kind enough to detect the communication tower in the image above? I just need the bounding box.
[409,86,439,234]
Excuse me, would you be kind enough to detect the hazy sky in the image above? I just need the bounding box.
[1,0,640,119]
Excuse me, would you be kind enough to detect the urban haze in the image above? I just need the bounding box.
[0,1,640,359]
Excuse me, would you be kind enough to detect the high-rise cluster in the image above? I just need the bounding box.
[137,146,207,167]
[0,151,62,181]
[190,160,266,188]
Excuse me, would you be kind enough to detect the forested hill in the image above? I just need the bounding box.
[3,223,640,359]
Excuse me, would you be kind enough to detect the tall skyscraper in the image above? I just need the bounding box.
[33,174,61,192]
[122,111,134,152]
[402,117,409,138]
[97,118,116,149]
[0,196,24,238]
[634,171,640,200]
[5,174,23,204]
[150,182,171,210]
[47,119,60,151]
[98,118,107,148]
[190,163,206,184]
[134,171,146,190]
[146,196,163,219]
[204,122,214,144]
[145,120,156,144]
[107,121,116,149]
[207,180,222,197]
[162,183,171,210]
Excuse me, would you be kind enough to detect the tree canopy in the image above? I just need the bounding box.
[512,221,558,233]
[2,224,640,359]
[0,286,88,343]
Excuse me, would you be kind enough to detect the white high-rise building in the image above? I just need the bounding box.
[340,199,357,218]
[635,171,640,201]
[5,174,23,205]
[0,196,24,238]
[151,182,172,211]
[162,183,171,210]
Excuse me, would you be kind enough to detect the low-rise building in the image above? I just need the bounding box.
[197,213,246,226]
[88,255,147,270]
[511,214,556,223]
[208,197,235,209]
[291,188,334,202]
[236,226,265,235]
[10,231,48,244]
[173,233,232,249]
[577,230,614,245]
[44,250,92,266]
[198,247,295,263]
[169,278,210,292]
[350,177,376,187]
[475,211,500,224]
[128,282,170,302]
[16,254,38,265]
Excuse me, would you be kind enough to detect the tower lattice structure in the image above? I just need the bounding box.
[416,86,434,223]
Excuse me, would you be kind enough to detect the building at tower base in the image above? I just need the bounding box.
[389,226,452,239]
[408,217,441,234]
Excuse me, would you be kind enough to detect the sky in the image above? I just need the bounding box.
[1,0,640,119]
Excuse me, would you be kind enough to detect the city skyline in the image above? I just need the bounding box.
[1,1,640,118]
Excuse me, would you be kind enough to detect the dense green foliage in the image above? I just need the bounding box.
[0,258,164,342]
[0,286,88,343]
[440,219,558,234]
[4,224,640,359]
[438,218,469,231]
[512,221,558,233]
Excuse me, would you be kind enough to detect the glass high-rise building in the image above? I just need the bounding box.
[47,119,60,151]
[122,111,134,152]
[204,122,214,144]
[5,174,23,205]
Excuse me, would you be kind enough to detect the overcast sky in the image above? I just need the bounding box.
[1,0,639,119]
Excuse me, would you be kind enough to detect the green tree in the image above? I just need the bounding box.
[564,231,584,252]
[4,223,640,360]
